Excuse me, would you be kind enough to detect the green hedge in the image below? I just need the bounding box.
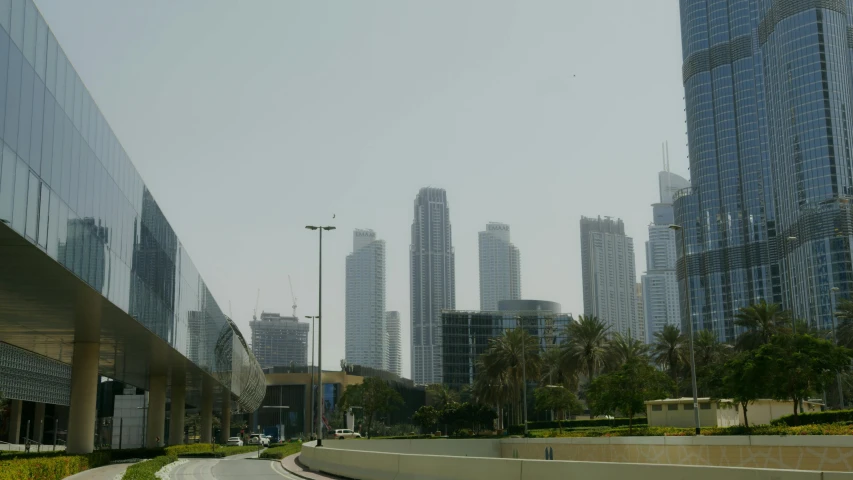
[529,423,853,438]
[164,444,256,457]
[770,409,853,427]
[122,454,177,480]
[0,451,110,480]
[259,443,302,460]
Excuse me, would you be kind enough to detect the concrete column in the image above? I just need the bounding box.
[8,400,22,444]
[67,342,99,454]
[169,381,186,445]
[200,379,213,444]
[146,374,166,448]
[220,392,231,444]
[33,403,46,443]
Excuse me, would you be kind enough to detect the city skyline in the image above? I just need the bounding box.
[33,0,690,379]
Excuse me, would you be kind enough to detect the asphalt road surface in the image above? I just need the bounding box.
[169,451,301,479]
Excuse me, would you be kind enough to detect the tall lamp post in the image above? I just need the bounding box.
[831,287,845,409]
[669,224,700,435]
[306,315,320,439]
[306,225,335,446]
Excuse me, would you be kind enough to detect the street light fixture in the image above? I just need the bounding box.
[305,315,320,439]
[669,224,700,435]
[831,287,845,409]
[306,225,335,446]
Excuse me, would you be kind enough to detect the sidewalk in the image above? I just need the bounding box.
[63,462,133,480]
[281,453,344,480]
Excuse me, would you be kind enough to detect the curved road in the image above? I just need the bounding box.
[170,451,300,479]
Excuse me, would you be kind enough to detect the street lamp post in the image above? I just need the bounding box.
[669,224,700,435]
[306,315,320,439]
[306,225,335,447]
[831,287,845,409]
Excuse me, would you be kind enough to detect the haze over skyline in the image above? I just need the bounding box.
[35,0,689,379]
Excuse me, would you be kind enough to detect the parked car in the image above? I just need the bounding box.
[249,434,270,446]
[226,437,243,446]
[333,429,361,439]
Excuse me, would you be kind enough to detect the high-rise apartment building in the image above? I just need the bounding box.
[675,1,853,340]
[580,216,643,341]
[345,229,387,371]
[410,187,455,385]
[642,168,687,341]
[478,222,521,311]
[386,311,402,377]
[250,312,309,369]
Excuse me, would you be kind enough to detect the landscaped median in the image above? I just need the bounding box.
[258,442,302,459]
[0,443,265,480]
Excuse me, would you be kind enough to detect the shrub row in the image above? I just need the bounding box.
[524,418,649,431]
[771,409,853,427]
[529,422,853,438]
[0,451,110,480]
[122,454,177,480]
[259,443,303,460]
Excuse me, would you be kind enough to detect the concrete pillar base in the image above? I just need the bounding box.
[8,400,22,444]
[67,342,99,454]
[34,402,45,444]
[169,381,186,445]
[146,374,166,448]
[220,393,231,444]
[200,379,213,444]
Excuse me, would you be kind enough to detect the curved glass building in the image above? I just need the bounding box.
[0,0,263,452]
[676,0,853,341]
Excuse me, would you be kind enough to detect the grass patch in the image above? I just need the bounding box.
[164,444,257,457]
[259,443,302,460]
[0,451,111,480]
[122,454,177,480]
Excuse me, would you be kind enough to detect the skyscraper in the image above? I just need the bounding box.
[411,187,455,385]
[478,222,521,311]
[580,216,642,341]
[250,312,309,369]
[386,311,402,377]
[642,166,688,342]
[675,1,853,340]
[345,229,387,371]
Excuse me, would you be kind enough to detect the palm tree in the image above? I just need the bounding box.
[560,315,610,385]
[426,384,458,409]
[734,300,791,350]
[473,369,512,430]
[605,333,650,371]
[651,324,687,395]
[479,328,542,425]
[540,346,578,391]
[692,329,731,396]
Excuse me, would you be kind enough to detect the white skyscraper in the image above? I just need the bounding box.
[642,168,689,341]
[478,222,521,311]
[580,216,643,341]
[386,311,402,377]
[345,229,387,371]
[411,187,455,385]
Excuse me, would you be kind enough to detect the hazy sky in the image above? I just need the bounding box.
[36,0,689,379]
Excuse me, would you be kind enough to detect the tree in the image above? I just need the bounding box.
[338,377,403,438]
[835,298,853,349]
[734,300,791,351]
[586,358,673,434]
[693,329,732,396]
[533,386,582,432]
[478,328,542,425]
[412,405,440,434]
[540,347,577,391]
[560,315,610,385]
[426,384,458,410]
[756,333,852,419]
[716,351,766,428]
[651,325,688,396]
[472,369,512,430]
[606,333,650,371]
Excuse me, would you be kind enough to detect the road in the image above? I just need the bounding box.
[169,451,301,479]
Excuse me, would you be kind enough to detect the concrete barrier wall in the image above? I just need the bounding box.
[502,436,853,472]
[309,438,500,458]
[300,442,853,480]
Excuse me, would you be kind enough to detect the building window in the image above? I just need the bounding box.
[684,403,694,410]
[700,403,711,410]
[651,404,662,411]
[667,404,678,411]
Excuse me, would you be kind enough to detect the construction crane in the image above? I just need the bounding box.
[253,289,260,321]
[289,275,297,317]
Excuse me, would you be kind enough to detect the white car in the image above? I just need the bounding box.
[226,437,243,446]
[248,434,270,446]
[333,429,361,439]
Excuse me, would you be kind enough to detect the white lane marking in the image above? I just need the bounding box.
[270,460,301,479]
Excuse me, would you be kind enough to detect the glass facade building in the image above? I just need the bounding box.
[0,0,263,411]
[676,0,853,341]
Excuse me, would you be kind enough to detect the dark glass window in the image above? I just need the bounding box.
[667,404,678,411]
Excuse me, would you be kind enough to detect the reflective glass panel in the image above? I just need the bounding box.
[0,144,13,221]
[16,57,32,162]
[25,169,36,238]
[11,155,25,232]
[0,0,11,35]
[9,0,21,51]
[21,0,33,66]
[3,43,20,151]
[37,181,46,247]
